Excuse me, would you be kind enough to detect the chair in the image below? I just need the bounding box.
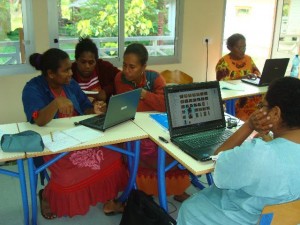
[160,70,193,85]
[258,200,300,225]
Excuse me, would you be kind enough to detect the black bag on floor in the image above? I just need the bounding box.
[119,189,177,225]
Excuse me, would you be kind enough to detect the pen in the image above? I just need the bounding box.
[159,136,169,143]
[50,132,54,142]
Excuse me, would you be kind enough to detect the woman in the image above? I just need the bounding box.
[72,37,120,103]
[22,48,127,219]
[216,33,262,121]
[177,77,300,225]
[115,43,190,202]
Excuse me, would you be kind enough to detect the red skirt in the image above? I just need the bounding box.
[136,139,190,196]
[43,146,128,217]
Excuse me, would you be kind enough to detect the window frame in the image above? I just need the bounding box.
[0,0,36,77]
[47,0,184,67]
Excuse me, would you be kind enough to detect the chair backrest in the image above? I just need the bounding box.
[160,70,193,85]
[258,200,300,225]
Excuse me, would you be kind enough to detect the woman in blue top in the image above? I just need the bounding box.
[22,48,128,219]
[177,77,300,225]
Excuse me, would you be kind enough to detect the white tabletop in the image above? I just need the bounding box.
[17,115,148,158]
[133,112,215,176]
[0,123,26,162]
[220,80,268,100]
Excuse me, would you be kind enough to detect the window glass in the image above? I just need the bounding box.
[56,0,119,60]
[277,0,300,55]
[52,0,181,65]
[0,0,25,65]
[124,0,176,57]
[222,0,277,70]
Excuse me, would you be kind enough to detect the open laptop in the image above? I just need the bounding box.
[77,88,142,131]
[241,58,289,86]
[164,81,233,162]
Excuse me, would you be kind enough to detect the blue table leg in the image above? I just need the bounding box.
[17,159,29,225]
[0,160,29,225]
[157,146,168,211]
[118,140,140,202]
[206,173,214,185]
[225,99,236,116]
[28,158,38,225]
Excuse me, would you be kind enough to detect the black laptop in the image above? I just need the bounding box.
[77,88,142,131]
[241,58,289,86]
[164,81,233,162]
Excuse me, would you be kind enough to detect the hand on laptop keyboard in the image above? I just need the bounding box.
[245,73,258,80]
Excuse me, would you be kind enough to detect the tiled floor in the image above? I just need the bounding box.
[0,161,206,225]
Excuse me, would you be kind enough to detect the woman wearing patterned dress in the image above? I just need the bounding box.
[216,33,262,121]
[22,48,127,219]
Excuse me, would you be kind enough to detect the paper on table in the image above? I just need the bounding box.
[42,126,104,152]
[220,81,244,91]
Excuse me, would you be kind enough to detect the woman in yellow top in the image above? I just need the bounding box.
[216,33,262,121]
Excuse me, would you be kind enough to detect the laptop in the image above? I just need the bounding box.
[241,58,289,86]
[77,88,142,131]
[164,81,233,161]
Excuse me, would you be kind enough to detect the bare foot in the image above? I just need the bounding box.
[103,199,124,216]
[39,189,57,220]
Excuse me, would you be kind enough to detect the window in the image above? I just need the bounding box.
[222,0,277,71]
[272,0,300,66]
[0,0,35,76]
[48,0,183,66]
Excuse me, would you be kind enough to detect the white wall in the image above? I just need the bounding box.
[0,0,225,124]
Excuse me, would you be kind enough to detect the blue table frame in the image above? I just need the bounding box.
[0,159,29,225]
[225,99,236,116]
[27,141,140,225]
[157,147,214,211]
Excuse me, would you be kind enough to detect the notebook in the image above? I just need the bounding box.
[77,88,142,131]
[164,81,233,161]
[241,58,289,86]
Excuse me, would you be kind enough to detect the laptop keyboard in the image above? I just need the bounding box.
[80,114,106,129]
[177,129,233,149]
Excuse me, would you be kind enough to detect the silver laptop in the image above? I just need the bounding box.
[77,88,142,131]
[241,58,289,86]
[164,81,233,162]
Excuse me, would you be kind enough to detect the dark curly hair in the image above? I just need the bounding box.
[124,43,148,65]
[266,77,300,127]
[226,33,245,49]
[75,37,99,60]
[29,48,69,75]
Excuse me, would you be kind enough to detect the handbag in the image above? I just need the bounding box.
[1,130,44,152]
[119,189,177,225]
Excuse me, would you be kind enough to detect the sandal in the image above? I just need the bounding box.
[38,189,57,220]
[103,199,124,216]
[173,192,190,203]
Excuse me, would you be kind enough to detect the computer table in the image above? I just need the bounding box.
[0,123,29,225]
[18,115,148,225]
[220,80,268,116]
[133,112,220,211]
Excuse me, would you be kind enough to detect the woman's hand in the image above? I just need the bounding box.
[140,89,147,99]
[242,73,258,80]
[93,101,106,114]
[55,97,74,116]
[247,108,273,134]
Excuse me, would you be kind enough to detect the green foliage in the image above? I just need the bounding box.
[63,0,169,38]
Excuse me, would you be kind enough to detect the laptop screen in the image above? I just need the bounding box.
[165,81,226,138]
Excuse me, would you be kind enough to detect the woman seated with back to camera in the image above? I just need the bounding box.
[22,48,128,219]
[216,33,262,121]
[115,43,191,202]
[177,77,300,225]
